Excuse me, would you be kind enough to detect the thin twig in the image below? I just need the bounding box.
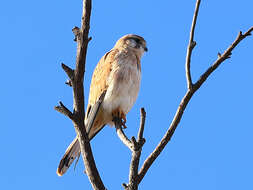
[137,90,193,184]
[137,108,146,142]
[65,79,72,87]
[54,101,74,120]
[194,26,253,91]
[124,108,146,190]
[185,0,201,90]
[61,63,74,80]
[115,119,134,151]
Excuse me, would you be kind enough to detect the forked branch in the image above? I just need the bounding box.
[55,0,252,189]
[115,108,146,190]
[137,0,253,185]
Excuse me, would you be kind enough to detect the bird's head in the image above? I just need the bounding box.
[114,34,148,57]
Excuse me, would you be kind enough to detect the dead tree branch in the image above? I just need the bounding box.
[185,0,200,89]
[127,108,146,190]
[55,0,252,189]
[115,108,146,190]
[115,123,135,151]
[55,0,106,189]
[137,0,253,185]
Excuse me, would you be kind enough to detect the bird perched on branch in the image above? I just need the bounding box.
[57,34,147,176]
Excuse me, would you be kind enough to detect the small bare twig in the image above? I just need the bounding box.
[65,79,72,87]
[72,26,80,42]
[61,63,74,80]
[185,0,200,90]
[115,118,134,151]
[137,108,146,142]
[194,27,253,91]
[124,108,146,190]
[54,101,74,120]
[115,108,147,190]
[114,108,146,155]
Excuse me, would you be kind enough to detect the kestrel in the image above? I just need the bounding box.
[57,34,147,176]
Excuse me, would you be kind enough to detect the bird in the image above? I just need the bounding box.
[57,34,147,176]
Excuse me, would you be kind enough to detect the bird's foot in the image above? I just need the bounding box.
[112,109,127,129]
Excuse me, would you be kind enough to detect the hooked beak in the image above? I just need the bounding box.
[144,47,148,52]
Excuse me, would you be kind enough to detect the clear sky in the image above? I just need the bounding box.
[1,0,253,189]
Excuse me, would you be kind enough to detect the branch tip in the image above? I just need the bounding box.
[59,101,63,106]
[72,26,80,42]
[65,80,72,87]
[122,183,128,188]
[61,63,74,80]
[185,0,201,89]
[191,41,197,48]
[54,101,74,120]
[140,107,146,117]
[137,107,146,142]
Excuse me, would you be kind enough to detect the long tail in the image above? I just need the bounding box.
[57,92,107,176]
[57,137,80,176]
[56,122,105,176]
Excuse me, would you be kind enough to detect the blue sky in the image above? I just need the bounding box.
[1,0,253,189]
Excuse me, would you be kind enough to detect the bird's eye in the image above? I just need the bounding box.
[134,38,140,44]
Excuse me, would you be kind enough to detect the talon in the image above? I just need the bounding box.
[122,122,127,129]
[112,109,127,128]
[119,110,127,128]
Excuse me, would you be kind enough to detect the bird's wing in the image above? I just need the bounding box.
[86,49,118,108]
[84,49,119,136]
[57,50,118,176]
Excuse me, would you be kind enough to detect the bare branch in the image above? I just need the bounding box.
[56,0,106,189]
[116,108,147,154]
[194,26,253,91]
[61,63,74,81]
[137,90,193,184]
[137,4,253,185]
[185,0,201,90]
[124,108,147,190]
[114,118,134,151]
[71,0,106,189]
[137,108,146,142]
[72,26,92,43]
[114,108,147,190]
[54,101,74,120]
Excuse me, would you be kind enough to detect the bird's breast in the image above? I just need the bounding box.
[102,58,141,124]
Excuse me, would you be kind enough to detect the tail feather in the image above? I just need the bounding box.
[57,137,80,176]
[57,92,107,176]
